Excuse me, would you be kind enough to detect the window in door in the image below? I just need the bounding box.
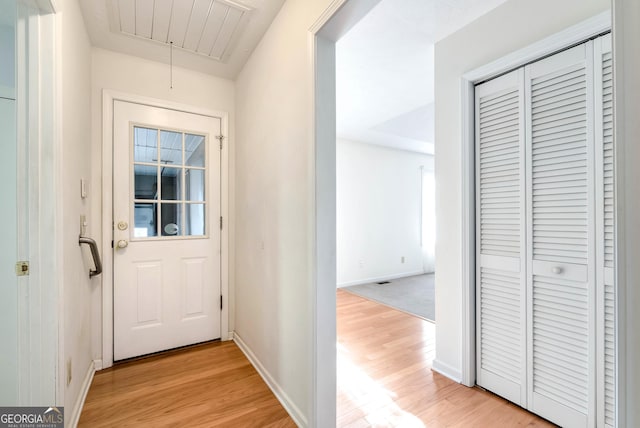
[132,126,207,238]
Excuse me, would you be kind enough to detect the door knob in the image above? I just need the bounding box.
[117,240,128,249]
[551,266,563,274]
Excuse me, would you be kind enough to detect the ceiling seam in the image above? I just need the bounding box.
[165,0,175,43]
[134,0,137,35]
[195,0,215,54]
[217,9,241,60]
[150,0,156,40]
[117,0,122,32]
[182,0,198,48]
[209,7,230,58]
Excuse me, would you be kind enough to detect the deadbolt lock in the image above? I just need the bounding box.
[15,261,29,276]
[117,221,128,231]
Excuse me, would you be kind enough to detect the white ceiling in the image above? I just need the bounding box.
[80,0,285,79]
[336,0,509,154]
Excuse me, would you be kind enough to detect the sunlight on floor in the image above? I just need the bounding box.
[337,342,426,427]
[420,319,436,360]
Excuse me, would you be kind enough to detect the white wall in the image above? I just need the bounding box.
[613,0,640,425]
[90,48,236,361]
[56,0,94,415]
[0,2,16,403]
[234,0,334,423]
[0,93,17,407]
[337,139,433,287]
[433,0,610,378]
[0,21,14,99]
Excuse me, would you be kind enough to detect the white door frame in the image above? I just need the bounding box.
[308,1,382,426]
[101,90,230,369]
[459,3,611,404]
[12,0,59,406]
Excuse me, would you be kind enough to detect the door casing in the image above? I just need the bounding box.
[459,10,611,389]
[101,90,230,369]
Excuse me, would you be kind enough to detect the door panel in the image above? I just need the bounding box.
[113,100,221,361]
[525,42,595,428]
[475,68,527,406]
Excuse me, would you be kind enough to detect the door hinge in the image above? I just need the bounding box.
[15,261,29,276]
[220,216,223,230]
[216,135,224,150]
[220,295,223,310]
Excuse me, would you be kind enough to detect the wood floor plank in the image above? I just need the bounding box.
[80,291,556,427]
[337,289,556,427]
[78,341,295,427]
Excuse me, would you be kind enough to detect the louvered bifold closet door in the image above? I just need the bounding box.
[525,43,595,428]
[475,69,527,406]
[594,33,615,428]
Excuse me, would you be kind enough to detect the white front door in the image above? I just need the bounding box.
[113,100,222,361]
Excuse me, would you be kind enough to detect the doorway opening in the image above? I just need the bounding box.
[333,3,438,423]
[312,0,550,425]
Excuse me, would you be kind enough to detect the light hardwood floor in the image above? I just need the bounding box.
[337,289,556,427]
[78,341,295,427]
[79,291,555,427]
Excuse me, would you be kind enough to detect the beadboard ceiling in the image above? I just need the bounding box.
[80,0,285,79]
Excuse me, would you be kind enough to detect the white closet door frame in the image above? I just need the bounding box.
[460,11,611,389]
[524,41,596,428]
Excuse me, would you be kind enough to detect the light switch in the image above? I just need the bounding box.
[80,179,87,199]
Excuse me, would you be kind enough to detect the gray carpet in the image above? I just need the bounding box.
[343,273,435,322]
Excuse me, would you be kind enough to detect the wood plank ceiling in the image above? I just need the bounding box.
[108,0,252,63]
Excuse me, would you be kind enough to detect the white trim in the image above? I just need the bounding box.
[309,0,348,35]
[612,1,640,425]
[459,11,611,389]
[66,361,95,428]
[11,1,60,406]
[53,1,64,407]
[463,11,611,83]
[92,359,103,371]
[101,90,231,369]
[309,3,382,426]
[460,78,476,388]
[308,32,337,428]
[233,334,307,427]
[337,270,426,288]
[431,359,463,383]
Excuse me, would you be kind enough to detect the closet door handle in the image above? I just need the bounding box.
[551,266,563,275]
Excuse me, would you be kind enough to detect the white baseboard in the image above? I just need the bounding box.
[337,269,427,288]
[233,333,307,427]
[93,359,103,371]
[67,360,96,428]
[431,359,463,384]
[227,331,234,340]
